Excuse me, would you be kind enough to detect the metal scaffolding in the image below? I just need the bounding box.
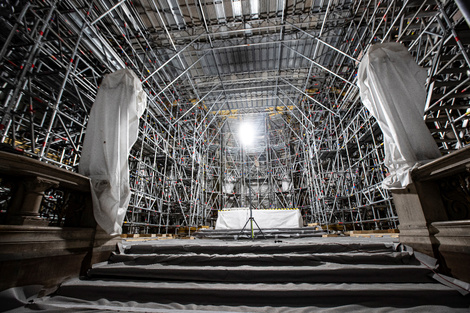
[0,0,469,233]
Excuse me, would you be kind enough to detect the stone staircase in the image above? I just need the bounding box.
[11,237,469,312]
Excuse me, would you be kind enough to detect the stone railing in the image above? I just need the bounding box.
[0,151,119,291]
[0,151,94,227]
[391,146,470,282]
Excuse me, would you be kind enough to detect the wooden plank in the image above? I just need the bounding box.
[124,237,160,242]
[349,229,399,235]
[349,233,399,238]
[350,235,371,238]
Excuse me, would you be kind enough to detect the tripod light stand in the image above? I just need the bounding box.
[238,123,265,240]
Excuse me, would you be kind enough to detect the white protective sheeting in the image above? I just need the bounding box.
[357,43,441,189]
[216,208,303,230]
[79,69,147,235]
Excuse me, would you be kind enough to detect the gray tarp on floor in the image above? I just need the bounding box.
[2,237,469,312]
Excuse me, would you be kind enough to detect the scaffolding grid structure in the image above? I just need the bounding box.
[0,0,469,233]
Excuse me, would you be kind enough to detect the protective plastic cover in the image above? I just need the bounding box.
[357,43,441,189]
[79,69,147,235]
[216,208,303,229]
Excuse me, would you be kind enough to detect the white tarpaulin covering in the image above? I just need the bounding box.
[79,69,147,235]
[357,43,441,189]
[216,208,303,230]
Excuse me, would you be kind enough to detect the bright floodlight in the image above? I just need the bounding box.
[239,122,255,146]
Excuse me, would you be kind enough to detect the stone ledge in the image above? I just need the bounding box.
[0,225,120,290]
[0,225,95,261]
[0,151,90,192]
[412,145,470,181]
[430,220,470,253]
[430,220,470,282]
[431,219,470,227]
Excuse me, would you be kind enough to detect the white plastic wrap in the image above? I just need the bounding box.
[216,208,303,230]
[357,43,441,189]
[79,69,147,235]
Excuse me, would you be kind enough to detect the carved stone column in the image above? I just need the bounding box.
[8,176,59,225]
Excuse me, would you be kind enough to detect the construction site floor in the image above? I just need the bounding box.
[1,236,469,312]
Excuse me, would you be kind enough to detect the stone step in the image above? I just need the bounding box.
[109,251,415,266]
[30,237,470,312]
[87,262,434,283]
[193,227,327,239]
[123,240,397,255]
[56,279,469,309]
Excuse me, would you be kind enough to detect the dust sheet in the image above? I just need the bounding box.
[79,69,147,235]
[357,43,441,189]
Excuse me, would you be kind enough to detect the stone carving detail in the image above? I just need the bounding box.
[21,176,60,215]
[439,174,470,221]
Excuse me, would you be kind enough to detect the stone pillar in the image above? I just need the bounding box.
[8,176,59,226]
[392,181,448,257]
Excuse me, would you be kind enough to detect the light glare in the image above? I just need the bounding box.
[239,122,254,146]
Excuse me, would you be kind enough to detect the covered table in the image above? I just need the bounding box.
[216,208,303,230]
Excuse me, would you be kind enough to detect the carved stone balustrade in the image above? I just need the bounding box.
[0,151,119,291]
[392,146,470,282]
